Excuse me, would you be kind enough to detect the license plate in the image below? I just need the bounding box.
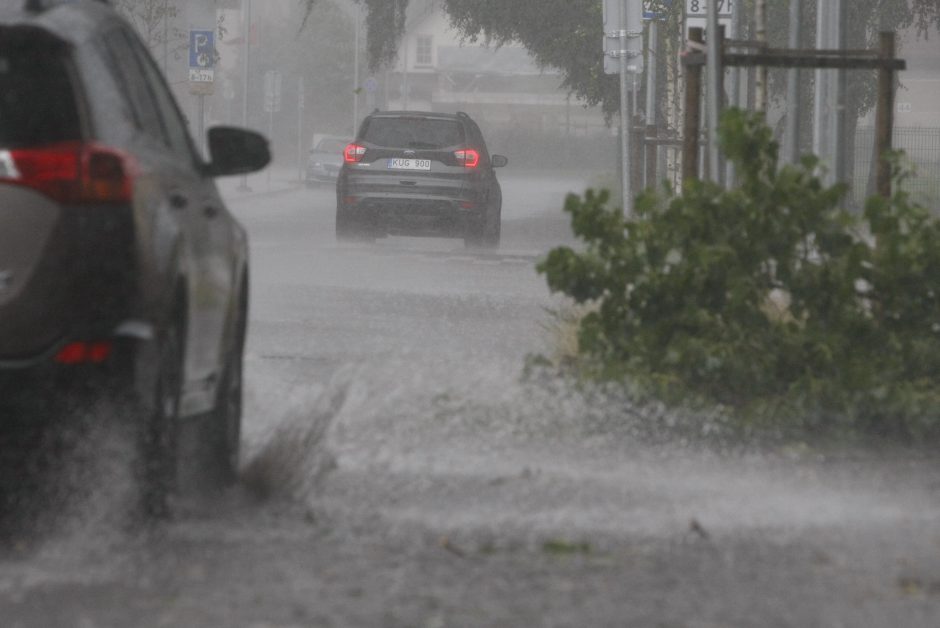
[387,158,431,171]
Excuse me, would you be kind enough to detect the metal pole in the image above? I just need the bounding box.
[239,0,252,191]
[831,0,847,184]
[813,0,829,167]
[706,0,721,183]
[353,3,361,134]
[725,3,742,185]
[620,20,632,215]
[162,0,169,75]
[298,76,305,183]
[784,0,802,164]
[198,94,206,157]
[645,20,658,188]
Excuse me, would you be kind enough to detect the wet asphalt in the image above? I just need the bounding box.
[0,172,938,627]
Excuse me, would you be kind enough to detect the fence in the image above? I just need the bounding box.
[854,126,940,207]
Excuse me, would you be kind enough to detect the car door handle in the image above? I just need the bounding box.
[400,181,418,186]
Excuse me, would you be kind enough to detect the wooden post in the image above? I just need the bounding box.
[875,31,896,199]
[683,28,704,183]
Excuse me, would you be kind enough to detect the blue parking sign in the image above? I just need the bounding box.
[189,30,215,69]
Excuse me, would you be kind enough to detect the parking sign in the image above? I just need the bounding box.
[189,30,215,85]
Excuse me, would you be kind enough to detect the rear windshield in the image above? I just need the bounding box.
[361,117,464,150]
[0,44,82,147]
[316,138,348,153]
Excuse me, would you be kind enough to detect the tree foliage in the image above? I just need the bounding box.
[301,0,939,119]
[538,109,940,439]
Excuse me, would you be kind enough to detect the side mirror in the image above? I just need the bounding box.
[205,126,271,177]
[491,154,509,168]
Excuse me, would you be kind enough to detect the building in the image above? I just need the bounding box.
[381,0,608,142]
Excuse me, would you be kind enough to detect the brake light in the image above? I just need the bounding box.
[0,141,135,204]
[455,149,480,169]
[54,341,113,365]
[344,143,367,163]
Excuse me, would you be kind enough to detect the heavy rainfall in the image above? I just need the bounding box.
[0,0,939,626]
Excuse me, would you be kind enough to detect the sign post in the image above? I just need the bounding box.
[263,70,282,189]
[189,29,216,156]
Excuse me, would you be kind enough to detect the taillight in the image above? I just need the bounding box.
[344,143,367,163]
[54,341,113,365]
[455,149,480,169]
[0,141,135,204]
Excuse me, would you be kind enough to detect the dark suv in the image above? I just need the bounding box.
[0,0,269,513]
[336,111,508,248]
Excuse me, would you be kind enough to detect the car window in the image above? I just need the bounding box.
[316,138,348,153]
[0,43,81,147]
[122,31,199,166]
[361,118,464,149]
[101,30,164,143]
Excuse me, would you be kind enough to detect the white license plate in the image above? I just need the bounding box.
[387,158,431,171]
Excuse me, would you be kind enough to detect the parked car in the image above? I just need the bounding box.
[336,110,508,248]
[0,0,270,515]
[306,135,350,187]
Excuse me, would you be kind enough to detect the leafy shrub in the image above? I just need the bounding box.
[538,109,940,440]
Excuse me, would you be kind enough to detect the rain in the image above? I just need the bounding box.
[1,0,940,625]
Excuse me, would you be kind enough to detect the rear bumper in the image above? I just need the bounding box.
[0,319,154,410]
[339,195,484,237]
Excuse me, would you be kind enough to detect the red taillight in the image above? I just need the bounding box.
[344,143,367,163]
[54,341,113,365]
[455,149,480,169]
[0,142,135,204]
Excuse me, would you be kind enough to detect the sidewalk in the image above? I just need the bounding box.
[217,165,303,202]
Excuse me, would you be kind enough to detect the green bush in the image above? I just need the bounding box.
[538,109,940,440]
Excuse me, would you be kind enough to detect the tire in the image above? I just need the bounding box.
[205,298,245,489]
[336,206,374,243]
[465,199,501,250]
[138,323,182,519]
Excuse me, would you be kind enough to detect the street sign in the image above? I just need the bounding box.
[643,0,670,21]
[263,70,282,113]
[602,0,645,75]
[685,0,734,18]
[188,29,215,95]
[685,0,735,33]
[188,29,215,83]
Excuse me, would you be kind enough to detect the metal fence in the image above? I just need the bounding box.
[854,127,940,207]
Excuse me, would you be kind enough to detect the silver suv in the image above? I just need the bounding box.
[0,0,270,516]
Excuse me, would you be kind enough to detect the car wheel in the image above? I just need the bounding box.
[482,204,501,249]
[336,206,374,243]
[465,201,501,250]
[138,322,182,519]
[205,297,245,488]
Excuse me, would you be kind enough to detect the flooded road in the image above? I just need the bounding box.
[1,173,939,627]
